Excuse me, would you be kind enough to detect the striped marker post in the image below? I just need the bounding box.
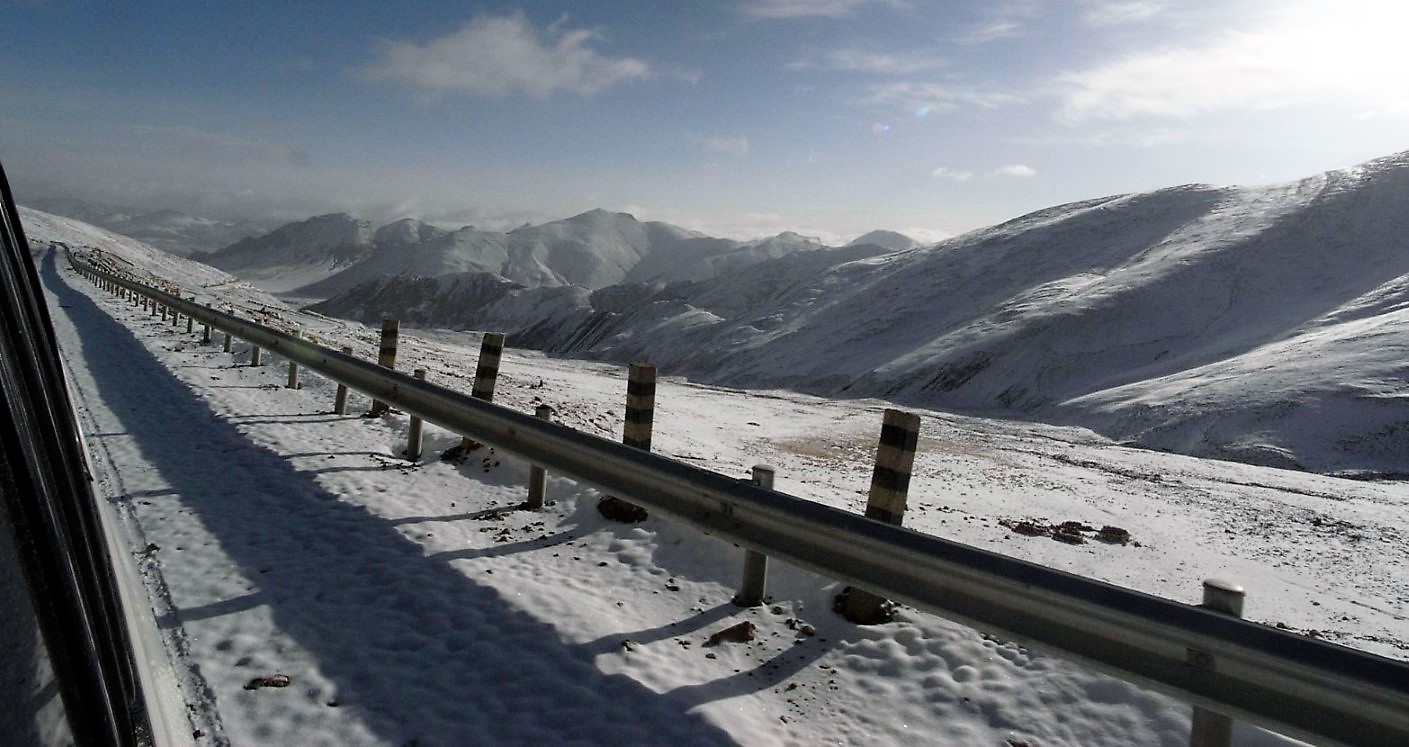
[333,346,352,414]
[457,332,504,451]
[623,362,656,450]
[843,408,921,624]
[597,363,656,523]
[405,369,427,460]
[369,319,399,416]
[733,464,774,607]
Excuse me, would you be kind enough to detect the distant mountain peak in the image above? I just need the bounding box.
[847,229,920,252]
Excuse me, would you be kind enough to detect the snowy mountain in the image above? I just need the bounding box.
[208,209,843,297]
[26,198,271,256]
[203,213,377,293]
[312,151,1409,474]
[847,229,922,251]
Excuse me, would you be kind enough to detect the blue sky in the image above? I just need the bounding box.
[3,0,1407,242]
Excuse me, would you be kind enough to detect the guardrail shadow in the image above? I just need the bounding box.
[43,252,738,745]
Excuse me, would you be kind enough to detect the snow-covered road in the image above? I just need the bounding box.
[42,246,1407,745]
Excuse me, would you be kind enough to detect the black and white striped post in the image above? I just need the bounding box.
[623,362,655,450]
[405,369,427,460]
[734,464,775,607]
[842,408,921,624]
[456,332,504,452]
[525,404,553,509]
[333,346,352,415]
[369,319,399,416]
[1189,579,1246,747]
[598,362,656,523]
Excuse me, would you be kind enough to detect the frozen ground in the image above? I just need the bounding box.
[33,230,1409,744]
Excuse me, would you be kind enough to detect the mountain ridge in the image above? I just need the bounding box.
[202,208,904,297]
[308,150,1409,473]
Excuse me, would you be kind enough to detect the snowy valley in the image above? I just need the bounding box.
[17,151,1409,745]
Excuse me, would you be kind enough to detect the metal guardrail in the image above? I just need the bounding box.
[72,253,1409,746]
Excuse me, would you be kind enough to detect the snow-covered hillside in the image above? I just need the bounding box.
[203,213,378,292]
[312,151,1409,475]
[28,206,1409,746]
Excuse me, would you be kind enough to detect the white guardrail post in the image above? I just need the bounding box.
[733,464,774,607]
[67,253,1409,747]
[1189,579,1246,747]
[525,404,553,509]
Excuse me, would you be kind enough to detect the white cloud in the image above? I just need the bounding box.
[1082,0,1166,26]
[790,47,947,74]
[695,134,751,157]
[930,166,973,181]
[741,0,894,19]
[993,164,1037,177]
[864,81,1021,113]
[956,1,1041,43]
[1060,1,1409,121]
[362,12,650,98]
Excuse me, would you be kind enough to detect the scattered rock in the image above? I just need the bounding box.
[1010,521,1048,537]
[1052,527,1085,544]
[833,586,896,625]
[1096,525,1131,544]
[621,639,637,652]
[597,496,648,523]
[243,674,292,691]
[706,621,757,646]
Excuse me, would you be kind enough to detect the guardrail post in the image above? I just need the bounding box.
[456,332,505,452]
[141,296,149,312]
[843,408,921,624]
[286,332,301,389]
[202,323,211,344]
[598,362,656,523]
[369,319,399,416]
[250,344,262,367]
[223,332,232,353]
[733,464,774,607]
[159,304,167,321]
[333,346,352,414]
[405,369,427,460]
[186,298,194,333]
[1189,579,1245,747]
[526,404,554,509]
